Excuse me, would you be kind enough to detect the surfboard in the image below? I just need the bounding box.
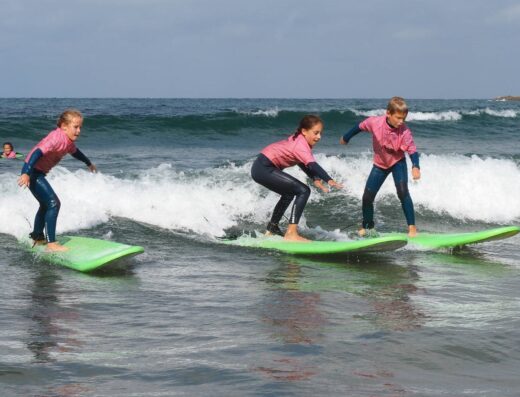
[386,226,519,249]
[27,236,144,272]
[222,235,408,255]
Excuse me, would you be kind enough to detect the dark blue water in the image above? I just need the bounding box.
[1,98,519,396]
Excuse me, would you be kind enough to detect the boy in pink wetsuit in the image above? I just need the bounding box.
[252,115,343,241]
[340,97,421,237]
[18,109,97,252]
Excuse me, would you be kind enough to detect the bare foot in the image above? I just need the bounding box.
[46,242,69,252]
[284,224,311,242]
[32,239,47,247]
[408,225,417,238]
[358,228,367,237]
[284,233,310,242]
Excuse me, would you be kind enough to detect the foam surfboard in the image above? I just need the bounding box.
[27,236,144,272]
[222,235,408,255]
[385,226,519,249]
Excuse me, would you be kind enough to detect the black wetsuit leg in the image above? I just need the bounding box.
[29,171,61,243]
[251,154,311,225]
[391,158,415,226]
[362,164,390,229]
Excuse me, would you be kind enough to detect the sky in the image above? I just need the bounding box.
[1,0,519,98]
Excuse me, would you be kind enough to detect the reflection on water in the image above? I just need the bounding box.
[262,262,326,344]
[24,266,89,397]
[268,255,426,332]
[27,268,82,363]
[254,254,426,384]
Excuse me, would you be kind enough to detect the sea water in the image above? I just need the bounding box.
[0,98,519,396]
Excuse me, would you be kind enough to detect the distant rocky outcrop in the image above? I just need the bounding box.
[494,96,520,101]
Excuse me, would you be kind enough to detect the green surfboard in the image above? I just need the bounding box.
[27,236,144,272]
[386,226,519,249]
[222,235,408,255]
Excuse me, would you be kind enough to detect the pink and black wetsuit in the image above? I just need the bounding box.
[21,128,92,243]
[251,133,332,234]
[342,115,420,229]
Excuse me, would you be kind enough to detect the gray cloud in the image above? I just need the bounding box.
[1,0,519,98]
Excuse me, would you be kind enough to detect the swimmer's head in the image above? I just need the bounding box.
[3,142,14,155]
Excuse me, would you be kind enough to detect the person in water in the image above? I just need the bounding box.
[340,96,421,237]
[2,142,20,159]
[18,109,97,252]
[252,115,343,242]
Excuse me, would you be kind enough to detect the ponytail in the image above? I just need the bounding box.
[293,115,323,138]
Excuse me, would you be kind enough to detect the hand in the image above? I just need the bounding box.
[313,180,329,193]
[88,164,97,173]
[18,174,30,188]
[328,180,344,189]
[412,167,421,180]
[339,137,347,145]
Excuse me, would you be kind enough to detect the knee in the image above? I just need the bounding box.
[295,184,311,200]
[396,183,410,202]
[362,189,376,205]
[48,196,61,211]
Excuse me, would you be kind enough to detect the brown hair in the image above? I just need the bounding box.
[293,114,323,138]
[386,97,408,114]
[57,109,83,127]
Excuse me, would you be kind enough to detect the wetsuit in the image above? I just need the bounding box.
[251,133,332,234]
[22,128,91,243]
[343,117,420,229]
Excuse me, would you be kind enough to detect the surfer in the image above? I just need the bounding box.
[340,97,421,237]
[18,109,97,252]
[2,142,20,159]
[252,115,343,242]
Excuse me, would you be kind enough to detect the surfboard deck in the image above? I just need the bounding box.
[27,236,144,272]
[222,235,408,255]
[385,226,519,249]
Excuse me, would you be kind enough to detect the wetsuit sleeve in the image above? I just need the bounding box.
[298,164,318,180]
[410,152,420,169]
[71,148,92,167]
[21,148,43,175]
[342,124,362,144]
[307,162,333,182]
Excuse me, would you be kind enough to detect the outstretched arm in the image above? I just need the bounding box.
[340,124,362,145]
[306,162,344,192]
[72,148,97,173]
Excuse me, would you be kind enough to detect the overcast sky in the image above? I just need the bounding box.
[1,0,519,98]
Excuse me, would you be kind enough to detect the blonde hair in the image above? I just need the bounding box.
[57,109,83,127]
[386,97,408,114]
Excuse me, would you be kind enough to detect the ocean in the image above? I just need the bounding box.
[1,98,519,396]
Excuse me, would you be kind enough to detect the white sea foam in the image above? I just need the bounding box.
[315,153,520,223]
[351,108,518,120]
[351,108,463,121]
[1,154,519,239]
[406,111,462,121]
[238,108,280,117]
[464,108,519,117]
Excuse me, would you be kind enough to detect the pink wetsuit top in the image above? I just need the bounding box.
[3,151,17,159]
[359,115,417,169]
[25,128,77,174]
[261,133,316,170]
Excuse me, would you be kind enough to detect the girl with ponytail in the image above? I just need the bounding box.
[251,115,343,241]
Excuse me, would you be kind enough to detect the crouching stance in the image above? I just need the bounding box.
[252,115,342,241]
